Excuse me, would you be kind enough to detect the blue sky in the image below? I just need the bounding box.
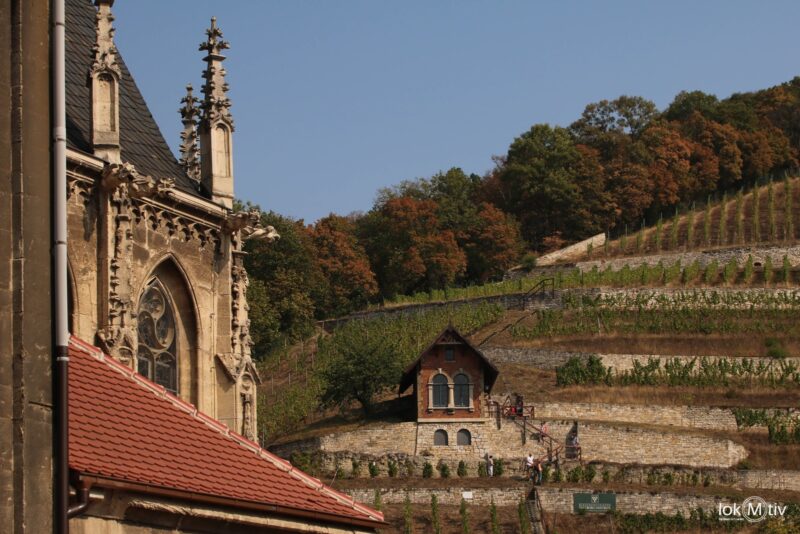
[113,1,800,223]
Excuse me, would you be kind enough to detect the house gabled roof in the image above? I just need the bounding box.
[68,337,384,529]
[65,0,205,198]
[398,325,499,394]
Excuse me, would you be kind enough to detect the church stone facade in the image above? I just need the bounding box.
[65,0,274,440]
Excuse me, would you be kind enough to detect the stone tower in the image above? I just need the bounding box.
[198,17,235,209]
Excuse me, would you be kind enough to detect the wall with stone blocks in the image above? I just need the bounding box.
[483,346,800,377]
[575,245,800,274]
[344,485,740,516]
[346,487,524,507]
[271,419,747,471]
[537,233,606,266]
[536,487,737,515]
[532,402,738,432]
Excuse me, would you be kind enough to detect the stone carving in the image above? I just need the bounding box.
[97,163,175,364]
[89,0,121,79]
[222,207,279,243]
[241,387,254,440]
[90,0,122,163]
[179,84,202,187]
[199,17,233,128]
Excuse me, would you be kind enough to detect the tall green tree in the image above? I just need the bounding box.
[245,211,327,357]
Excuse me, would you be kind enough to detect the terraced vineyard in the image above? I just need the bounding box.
[262,216,800,532]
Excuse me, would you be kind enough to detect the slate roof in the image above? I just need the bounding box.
[65,0,205,197]
[68,336,384,528]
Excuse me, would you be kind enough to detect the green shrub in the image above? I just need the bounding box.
[670,209,680,249]
[388,460,398,478]
[373,489,382,511]
[691,473,699,486]
[404,458,415,477]
[556,355,611,386]
[703,260,719,285]
[478,462,487,477]
[655,216,663,250]
[769,181,777,241]
[722,258,738,285]
[490,498,500,534]
[541,464,551,483]
[368,461,379,478]
[460,498,470,534]
[422,462,433,478]
[765,255,774,284]
[521,252,538,272]
[602,470,610,483]
[662,472,674,486]
[719,192,728,245]
[753,188,761,243]
[495,458,505,477]
[351,459,361,478]
[584,464,597,483]
[553,468,564,483]
[457,460,468,478]
[782,255,792,285]
[736,190,745,244]
[766,338,788,359]
[431,494,441,534]
[518,499,531,534]
[682,260,700,285]
[743,255,754,282]
[703,475,711,487]
[438,462,450,479]
[567,466,584,483]
[403,493,413,534]
[646,471,658,485]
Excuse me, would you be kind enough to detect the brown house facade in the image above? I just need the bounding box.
[400,326,499,422]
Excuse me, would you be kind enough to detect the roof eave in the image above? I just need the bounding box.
[73,472,387,529]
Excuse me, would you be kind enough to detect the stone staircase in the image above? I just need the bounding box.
[526,488,548,534]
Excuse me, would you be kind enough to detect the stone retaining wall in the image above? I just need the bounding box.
[483,346,800,376]
[343,486,739,516]
[536,487,736,515]
[270,419,747,471]
[531,402,738,431]
[346,486,523,507]
[575,245,800,274]
[536,233,606,266]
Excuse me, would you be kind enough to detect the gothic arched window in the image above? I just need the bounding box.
[432,374,448,408]
[137,278,177,394]
[454,373,470,407]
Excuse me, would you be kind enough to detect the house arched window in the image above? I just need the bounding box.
[454,373,470,407]
[457,429,471,446]
[434,429,448,446]
[432,374,448,408]
[137,278,178,394]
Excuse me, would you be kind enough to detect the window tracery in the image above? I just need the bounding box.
[137,279,178,394]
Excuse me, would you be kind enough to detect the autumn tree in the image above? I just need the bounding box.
[358,197,466,298]
[308,214,378,317]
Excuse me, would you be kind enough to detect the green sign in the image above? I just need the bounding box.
[573,492,616,513]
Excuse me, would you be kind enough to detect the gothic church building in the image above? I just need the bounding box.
[66,0,269,440]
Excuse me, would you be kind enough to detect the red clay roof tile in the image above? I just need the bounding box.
[68,336,383,527]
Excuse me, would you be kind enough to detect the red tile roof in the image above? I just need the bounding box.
[68,336,383,528]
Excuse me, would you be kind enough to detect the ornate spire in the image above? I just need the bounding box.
[199,17,233,128]
[90,0,122,163]
[90,0,121,78]
[179,84,201,185]
[198,17,235,208]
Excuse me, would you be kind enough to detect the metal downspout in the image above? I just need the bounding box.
[52,0,69,531]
